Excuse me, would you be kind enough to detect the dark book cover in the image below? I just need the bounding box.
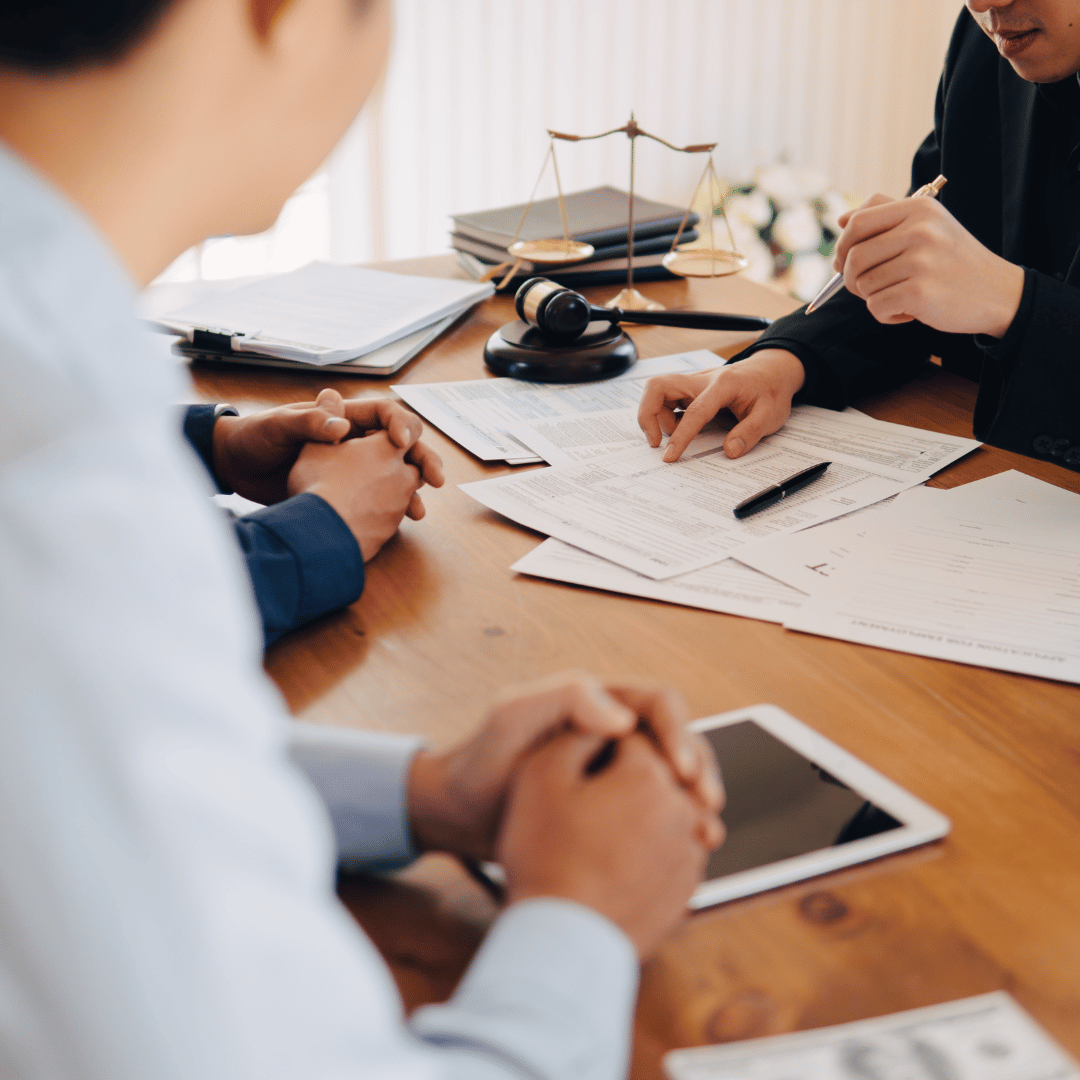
[451,228,699,266]
[451,186,698,250]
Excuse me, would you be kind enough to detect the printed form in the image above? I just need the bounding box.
[784,475,1080,684]
[513,539,804,622]
[393,349,721,463]
[461,407,977,579]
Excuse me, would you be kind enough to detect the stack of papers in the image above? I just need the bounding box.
[782,470,1080,684]
[461,404,979,578]
[664,992,1079,1080]
[143,262,493,374]
[393,350,723,464]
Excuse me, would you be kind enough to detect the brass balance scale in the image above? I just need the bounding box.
[485,113,748,309]
[481,116,769,382]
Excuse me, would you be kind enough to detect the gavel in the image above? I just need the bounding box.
[514,277,772,343]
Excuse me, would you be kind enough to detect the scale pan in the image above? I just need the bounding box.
[508,238,595,264]
[662,247,748,278]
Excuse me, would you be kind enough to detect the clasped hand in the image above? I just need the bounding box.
[407,671,726,957]
[212,388,443,561]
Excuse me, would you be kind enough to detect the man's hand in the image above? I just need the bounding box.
[497,727,724,958]
[406,671,724,863]
[286,429,438,560]
[637,350,805,463]
[833,193,1025,338]
[212,388,443,505]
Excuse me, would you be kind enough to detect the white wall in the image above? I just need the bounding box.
[158,0,966,281]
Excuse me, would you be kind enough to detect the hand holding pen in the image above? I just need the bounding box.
[806,173,1025,339]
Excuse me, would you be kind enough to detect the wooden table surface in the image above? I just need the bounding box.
[188,258,1080,1075]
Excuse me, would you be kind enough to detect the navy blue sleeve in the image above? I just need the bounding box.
[231,493,365,646]
[182,404,231,493]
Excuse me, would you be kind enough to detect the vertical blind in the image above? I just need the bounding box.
[158,0,965,282]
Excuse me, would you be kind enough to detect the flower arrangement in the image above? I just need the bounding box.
[717,164,859,302]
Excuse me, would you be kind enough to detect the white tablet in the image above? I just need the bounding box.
[689,704,950,909]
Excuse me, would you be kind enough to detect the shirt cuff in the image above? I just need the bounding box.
[411,898,638,1080]
[241,493,364,643]
[287,722,423,869]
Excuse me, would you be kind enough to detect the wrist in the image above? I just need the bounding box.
[744,348,806,397]
[982,260,1026,340]
[406,750,462,855]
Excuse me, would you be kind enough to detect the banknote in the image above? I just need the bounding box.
[665,993,1078,1080]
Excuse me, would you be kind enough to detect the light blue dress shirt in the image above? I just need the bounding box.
[0,142,637,1080]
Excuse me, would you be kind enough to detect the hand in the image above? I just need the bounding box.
[406,671,724,863]
[637,350,805,463]
[497,727,725,958]
[833,193,1025,338]
[286,430,433,560]
[212,388,443,505]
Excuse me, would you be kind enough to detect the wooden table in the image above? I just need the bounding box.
[188,259,1080,1075]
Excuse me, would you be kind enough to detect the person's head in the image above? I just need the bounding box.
[967,0,1080,83]
[0,0,391,282]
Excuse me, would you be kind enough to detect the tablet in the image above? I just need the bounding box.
[689,704,950,909]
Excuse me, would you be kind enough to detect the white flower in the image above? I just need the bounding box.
[772,203,823,254]
[790,251,834,301]
[725,191,773,228]
[756,164,830,208]
[819,190,858,235]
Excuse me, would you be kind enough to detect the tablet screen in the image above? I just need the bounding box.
[704,719,902,881]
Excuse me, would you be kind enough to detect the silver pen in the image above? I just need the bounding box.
[805,174,948,314]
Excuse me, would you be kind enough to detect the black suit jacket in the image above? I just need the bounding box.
[736,8,1080,472]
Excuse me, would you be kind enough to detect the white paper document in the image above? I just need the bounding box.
[506,406,649,465]
[460,408,978,580]
[151,262,493,365]
[513,538,804,622]
[784,476,1080,684]
[733,494,907,595]
[393,349,721,464]
[664,992,1079,1080]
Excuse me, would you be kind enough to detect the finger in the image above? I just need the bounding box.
[405,491,426,520]
[723,397,788,459]
[657,405,680,438]
[340,398,422,447]
[833,196,909,271]
[607,683,696,783]
[315,387,346,417]
[842,232,913,300]
[864,279,922,326]
[527,727,618,785]
[274,404,350,445]
[406,440,445,488]
[487,671,637,755]
[697,807,726,850]
[662,376,734,462]
[637,374,710,447]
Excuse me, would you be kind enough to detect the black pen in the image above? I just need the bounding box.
[733,461,831,519]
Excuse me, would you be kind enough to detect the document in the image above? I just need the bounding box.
[733,494,907,595]
[152,262,493,365]
[393,349,720,464]
[506,406,650,465]
[784,476,1080,684]
[512,539,804,622]
[664,992,1079,1080]
[460,407,977,579]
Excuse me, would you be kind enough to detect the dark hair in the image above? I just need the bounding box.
[0,0,176,70]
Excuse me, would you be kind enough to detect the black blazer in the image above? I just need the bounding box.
[738,8,1080,472]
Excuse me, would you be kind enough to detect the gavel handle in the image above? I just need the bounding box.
[606,308,772,332]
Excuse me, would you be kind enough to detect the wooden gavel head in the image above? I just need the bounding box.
[514,277,596,342]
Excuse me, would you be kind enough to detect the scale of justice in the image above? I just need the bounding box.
[483,113,773,382]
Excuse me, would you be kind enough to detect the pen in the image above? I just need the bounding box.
[733,461,831,519]
[804,174,948,314]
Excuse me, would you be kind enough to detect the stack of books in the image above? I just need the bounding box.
[451,185,698,288]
